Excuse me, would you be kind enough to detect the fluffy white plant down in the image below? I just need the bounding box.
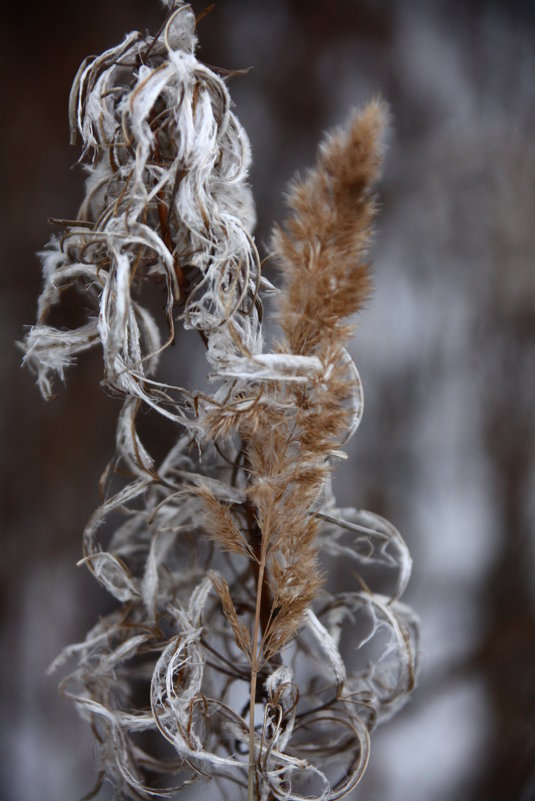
[22,3,418,800]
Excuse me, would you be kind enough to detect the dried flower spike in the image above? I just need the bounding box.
[22,3,418,800]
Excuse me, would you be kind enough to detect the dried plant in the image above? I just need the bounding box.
[22,2,418,800]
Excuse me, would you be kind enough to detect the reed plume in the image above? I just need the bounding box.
[22,3,418,799]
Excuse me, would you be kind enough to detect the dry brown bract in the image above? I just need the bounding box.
[22,3,418,800]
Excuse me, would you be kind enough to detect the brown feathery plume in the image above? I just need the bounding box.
[274,100,385,355]
[231,100,389,800]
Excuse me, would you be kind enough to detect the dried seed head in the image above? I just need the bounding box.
[24,5,417,800]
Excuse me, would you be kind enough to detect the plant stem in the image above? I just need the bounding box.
[248,512,270,801]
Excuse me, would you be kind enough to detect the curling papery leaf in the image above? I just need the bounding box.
[100,633,150,673]
[80,552,141,602]
[99,250,132,369]
[304,608,347,685]
[82,478,153,559]
[105,486,199,558]
[133,303,162,373]
[154,631,203,715]
[151,630,245,771]
[316,507,413,600]
[142,527,181,619]
[47,618,118,675]
[184,240,261,338]
[263,666,298,753]
[199,697,251,749]
[36,250,100,321]
[329,592,418,716]
[167,469,247,505]
[71,32,144,149]
[216,352,324,383]
[22,322,100,399]
[127,63,181,183]
[156,433,196,478]
[165,4,197,52]
[186,574,214,625]
[349,510,413,599]
[98,223,179,300]
[65,692,184,797]
[263,761,331,801]
[23,0,261,417]
[334,348,364,444]
[80,712,157,799]
[274,713,371,801]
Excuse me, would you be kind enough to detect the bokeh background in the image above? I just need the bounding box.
[2,1,535,799]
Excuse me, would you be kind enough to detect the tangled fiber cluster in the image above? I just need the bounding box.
[23,2,418,799]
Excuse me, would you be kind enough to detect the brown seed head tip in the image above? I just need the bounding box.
[320,98,389,190]
[271,97,388,351]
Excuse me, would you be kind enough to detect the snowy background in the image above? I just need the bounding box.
[2,1,535,799]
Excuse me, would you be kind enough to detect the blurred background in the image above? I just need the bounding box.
[2,0,535,799]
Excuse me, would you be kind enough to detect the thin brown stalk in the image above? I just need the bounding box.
[248,509,271,801]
